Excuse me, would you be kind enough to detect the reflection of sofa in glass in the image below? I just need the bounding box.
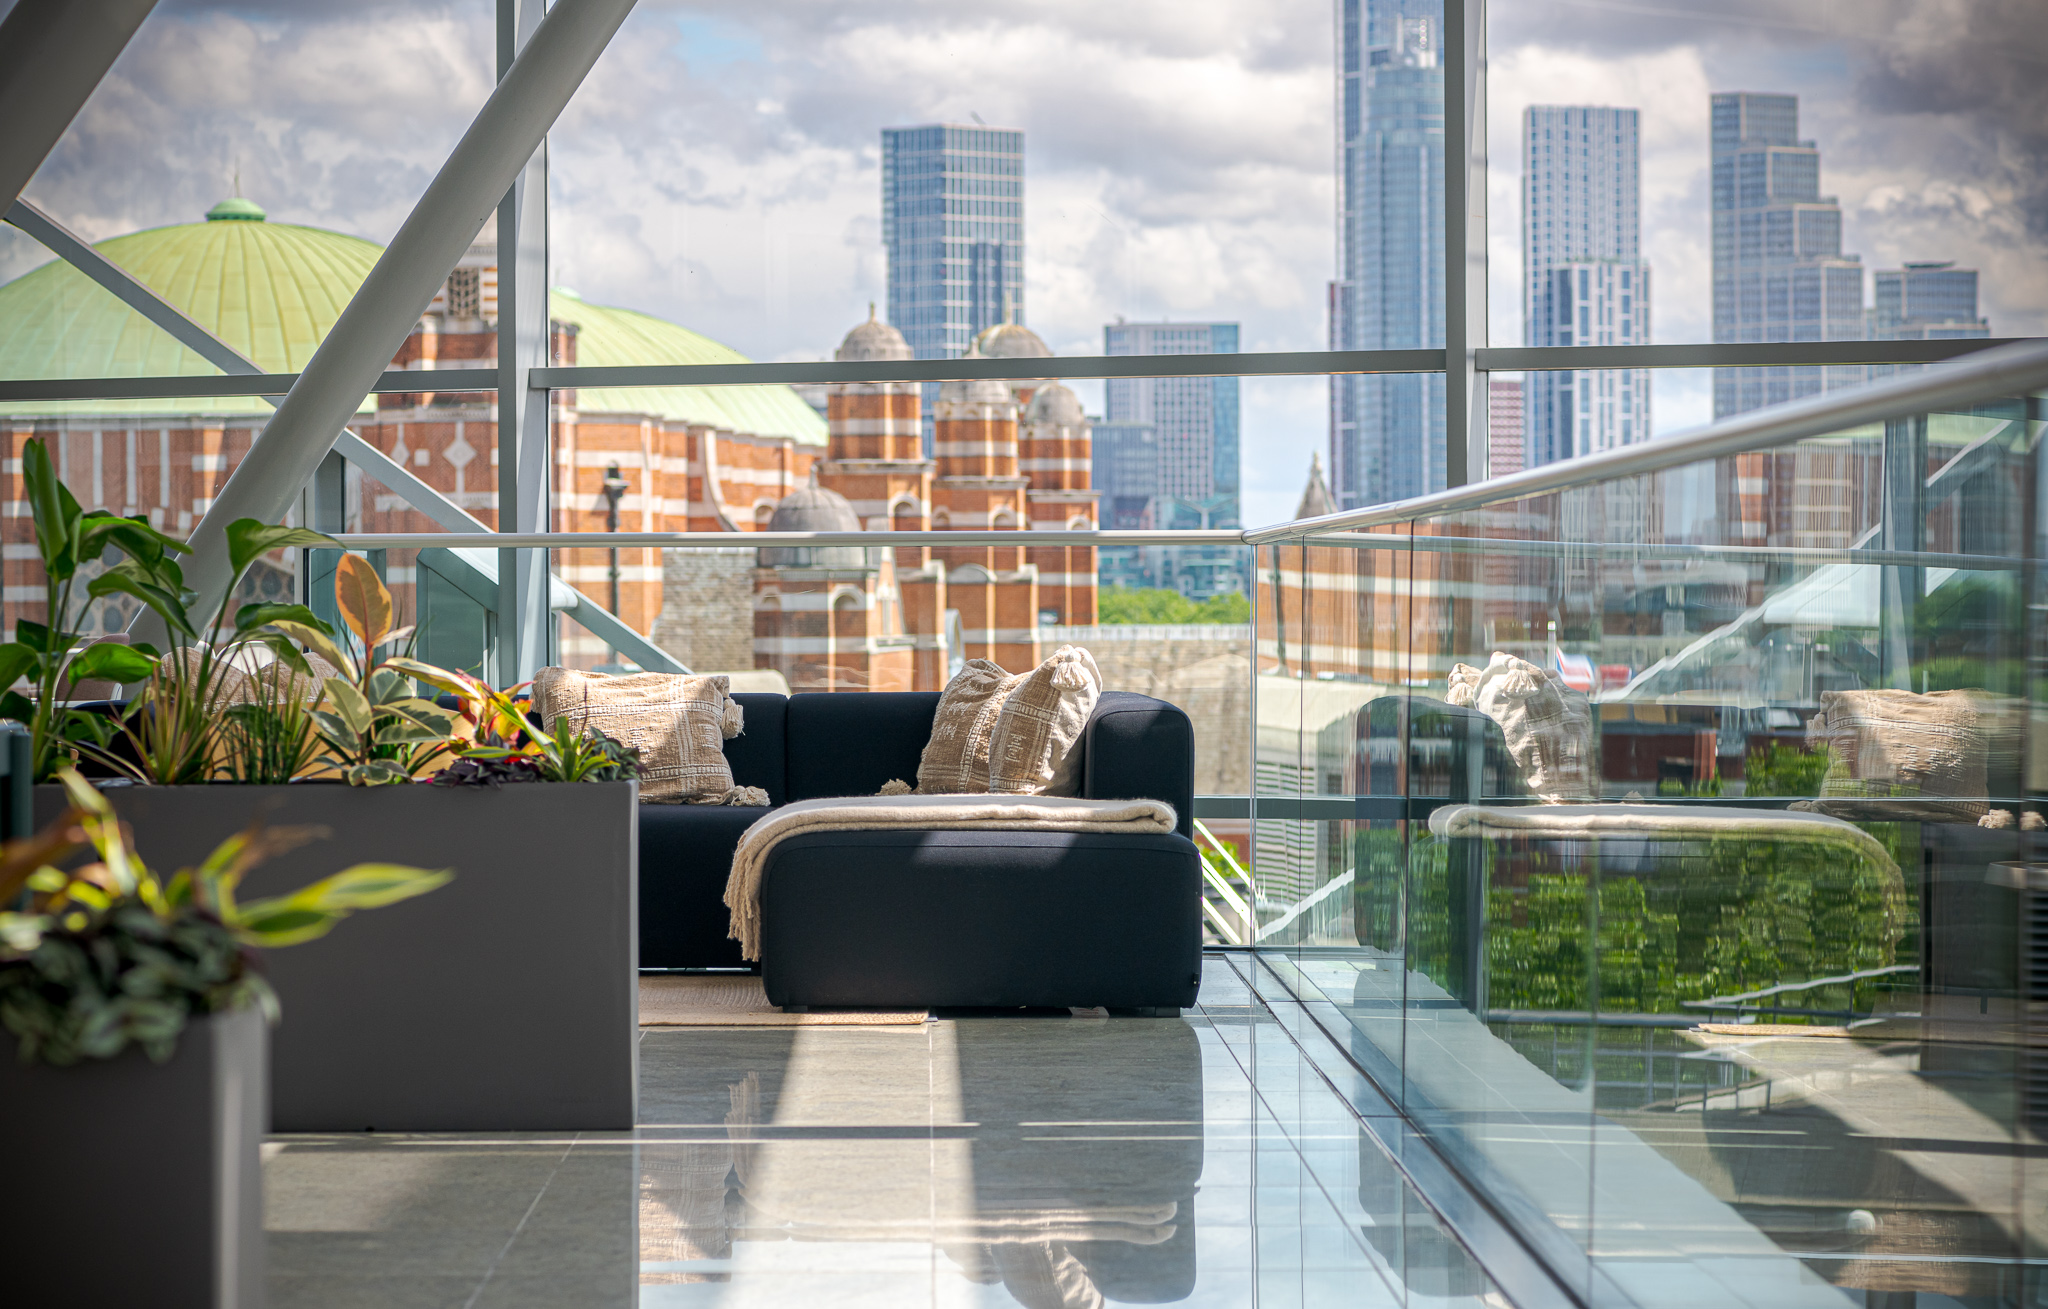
[953,1019,1203,1305]
[1418,805,1909,1020]
[1350,694,1527,971]
[638,1019,1204,1305]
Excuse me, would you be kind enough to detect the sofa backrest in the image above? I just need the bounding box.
[784,691,941,801]
[726,693,791,805]
[1083,691,1196,838]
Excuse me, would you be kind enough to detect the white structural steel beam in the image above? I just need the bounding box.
[496,0,553,683]
[154,0,638,638]
[0,0,159,211]
[1442,0,1487,487]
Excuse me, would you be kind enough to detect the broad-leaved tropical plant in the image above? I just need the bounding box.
[0,768,451,1065]
[0,435,341,781]
[264,554,469,785]
[435,681,644,785]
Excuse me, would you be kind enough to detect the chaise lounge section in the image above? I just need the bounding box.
[637,689,1203,1011]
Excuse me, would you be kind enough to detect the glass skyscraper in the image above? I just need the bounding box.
[1099,320,1244,600]
[881,123,1026,449]
[1522,105,1650,467]
[1711,92,1866,418]
[1330,0,1444,511]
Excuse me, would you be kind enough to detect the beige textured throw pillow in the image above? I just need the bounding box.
[988,645,1101,795]
[1445,652,1595,803]
[533,667,751,804]
[916,659,1027,794]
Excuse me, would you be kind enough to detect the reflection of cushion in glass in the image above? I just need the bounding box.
[916,659,1026,794]
[988,646,1101,796]
[1804,687,1994,823]
[533,667,743,804]
[1446,652,1595,803]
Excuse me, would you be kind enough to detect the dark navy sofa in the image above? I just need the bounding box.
[641,689,1203,1012]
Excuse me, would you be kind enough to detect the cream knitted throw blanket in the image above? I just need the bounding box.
[724,795,1178,960]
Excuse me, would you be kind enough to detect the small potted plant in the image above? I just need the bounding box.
[0,769,447,1308]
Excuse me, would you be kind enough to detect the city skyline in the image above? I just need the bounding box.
[1099,319,1246,601]
[1521,104,1651,469]
[1329,0,1447,512]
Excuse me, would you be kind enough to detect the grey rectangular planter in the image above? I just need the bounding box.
[0,1006,267,1309]
[35,780,639,1131]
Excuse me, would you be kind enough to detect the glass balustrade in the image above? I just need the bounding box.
[1254,387,2047,1306]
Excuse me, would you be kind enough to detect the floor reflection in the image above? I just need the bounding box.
[635,1019,1203,1305]
[264,958,1496,1308]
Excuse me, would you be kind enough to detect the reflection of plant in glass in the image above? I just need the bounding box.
[1391,828,1908,1021]
[266,555,469,786]
[0,769,449,1067]
[1745,740,1830,798]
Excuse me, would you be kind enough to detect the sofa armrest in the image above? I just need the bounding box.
[1080,691,1195,838]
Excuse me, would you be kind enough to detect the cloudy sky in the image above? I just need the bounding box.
[4,0,2042,525]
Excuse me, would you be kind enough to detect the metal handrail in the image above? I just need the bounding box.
[1245,335,2048,544]
[329,528,1246,549]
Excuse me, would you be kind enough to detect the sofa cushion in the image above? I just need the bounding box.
[759,829,1202,1009]
[638,804,766,969]
[786,692,940,800]
[1081,692,1194,838]
[916,660,1025,793]
[534,668,745,803]
[988,645,1102,796]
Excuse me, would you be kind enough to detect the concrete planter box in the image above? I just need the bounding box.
[35,780,639,1131]
[0,1006,267,1309]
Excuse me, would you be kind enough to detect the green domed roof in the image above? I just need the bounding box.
[205,197,267,222]
[0,209,826,445]
[546,292,823,443]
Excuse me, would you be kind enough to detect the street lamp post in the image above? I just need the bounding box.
[600,461,629,665]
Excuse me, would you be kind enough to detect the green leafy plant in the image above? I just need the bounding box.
[0,435,341,782]
[264,553,467,786]
[219,666,326,785]
[0,768,450,1066]
[0,438,192,779]
[76,518,344,785]
[439,683,645,785]
[1744,740,1831,798]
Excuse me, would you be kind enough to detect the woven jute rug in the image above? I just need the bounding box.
[638,974,928,1027]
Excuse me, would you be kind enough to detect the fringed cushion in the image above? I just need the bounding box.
[988,645,1101,796]
[534,668,758,804]
[915,659,1026,794]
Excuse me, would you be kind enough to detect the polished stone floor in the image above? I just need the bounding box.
[264,955,1500,1307]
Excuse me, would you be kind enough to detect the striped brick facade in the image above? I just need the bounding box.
[752,315,1101,690]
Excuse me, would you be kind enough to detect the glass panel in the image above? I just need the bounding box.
[1269,387,2045,1304]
